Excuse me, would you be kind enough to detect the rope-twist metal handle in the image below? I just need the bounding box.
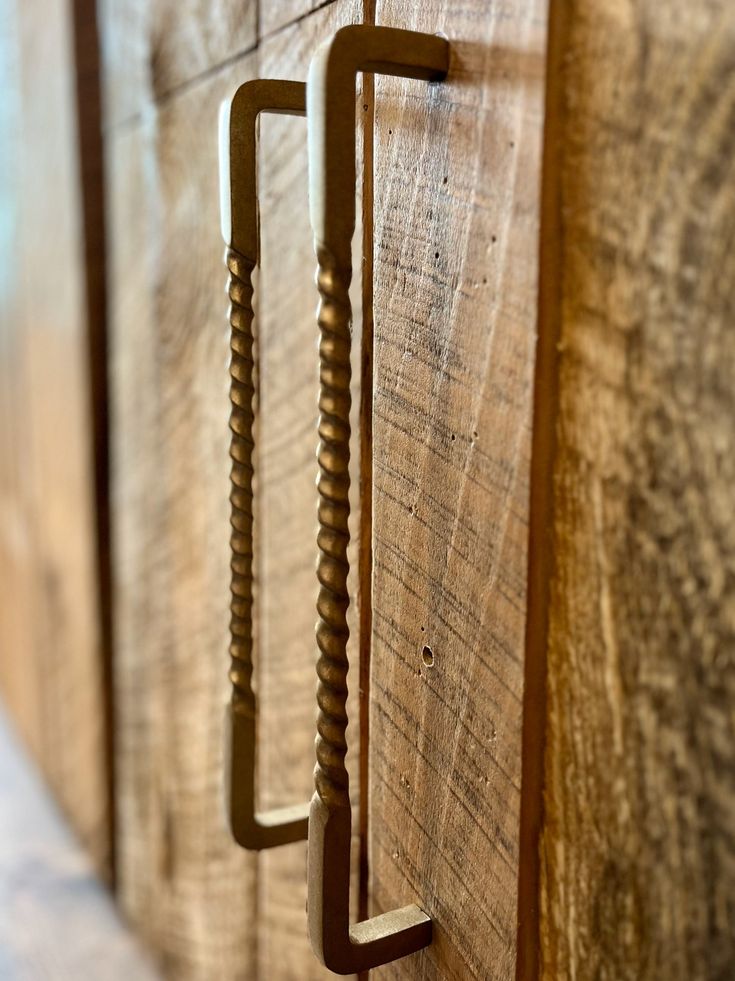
[220,79,308,850]
[228,247,256,726]
[306,25,449,974]
[314,245,353,814]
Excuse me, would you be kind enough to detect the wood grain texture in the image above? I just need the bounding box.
[369,0,546,979]
[256,4,364,976]
[368,2,546,978]
[0,0,109,874]
[99,0,257,126]
[260,0,333,40]
[530,3,735,979]
[104,1,368,975]
[108,55,260,979]
[0,706,159,981]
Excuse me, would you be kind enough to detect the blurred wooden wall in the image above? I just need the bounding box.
[520,1,735,977]
[0,0,110,876]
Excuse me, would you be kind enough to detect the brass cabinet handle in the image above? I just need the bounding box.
[219,79,309,850]
[306,26,449,973]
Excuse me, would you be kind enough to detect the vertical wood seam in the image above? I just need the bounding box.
[516,0,566,975]
[70,0,115,884]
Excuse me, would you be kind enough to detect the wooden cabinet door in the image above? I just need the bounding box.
[526,2,735,978]
[104,1,366,977]
[365,2,546,979]
[103,0,546,977]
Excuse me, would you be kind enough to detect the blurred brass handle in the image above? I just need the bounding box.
[307,26,449,973]
[219,79,309,850]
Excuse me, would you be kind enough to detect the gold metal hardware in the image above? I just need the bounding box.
[306,25,449,973]
[220,79,309,850]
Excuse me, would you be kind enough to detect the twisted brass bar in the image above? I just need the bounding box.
[222,79,309,850]
[306,24,449,974]
[314,245,353,813]
[228,247,257,727]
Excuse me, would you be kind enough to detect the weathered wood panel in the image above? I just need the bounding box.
[256,4,364,976]
[368,2,546,978]
[0,0,109,874]
[99,0,257,125]
[260,0,331,41]
[524,3,735,979]
[108,54,260,979]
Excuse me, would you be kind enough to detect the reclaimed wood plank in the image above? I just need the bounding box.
[99,0,257,126]
[368,1,546,977]
[525,2,735,978]
[260,0,333,41]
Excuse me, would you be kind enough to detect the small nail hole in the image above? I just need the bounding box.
[435,251,440,259]
[442,176,448,184]
[422,645,434,667]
